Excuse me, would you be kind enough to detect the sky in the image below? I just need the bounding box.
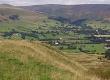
[0,0,110,6]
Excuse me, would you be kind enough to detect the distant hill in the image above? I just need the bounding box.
[22,4,110,22]
[0,4,14,7]
[0,4,56,33]
[0,4,46,22]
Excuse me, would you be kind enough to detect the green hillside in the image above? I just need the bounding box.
[0,40,100,80]
[23,4,110,22]
[0,6,43,32]
[0,5,63,39]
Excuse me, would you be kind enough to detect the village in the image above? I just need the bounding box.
[0,23,110,55]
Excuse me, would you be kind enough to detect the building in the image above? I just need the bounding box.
[91,35,110,43]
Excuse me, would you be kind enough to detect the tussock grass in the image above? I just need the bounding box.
[66,53,110,80]
[0,40,100,80]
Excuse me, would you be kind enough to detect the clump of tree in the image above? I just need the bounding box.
[105,49,110,60]
[9,15,19,20]
[48,16,70,23]
[59,46,64,50]
[68,44,77,49]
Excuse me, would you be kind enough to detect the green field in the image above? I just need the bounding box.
[86,20,110,30]
[56,43,105,54]
[0,19,107,54]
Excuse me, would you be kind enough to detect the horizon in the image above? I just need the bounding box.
[0,0,110,6]
[1,3,110,6]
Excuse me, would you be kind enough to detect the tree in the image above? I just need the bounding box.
[79,47,83,52]
[9,15,19,20]
[68,44,77,49]
[105,49,110,60]
[59,46,64,50]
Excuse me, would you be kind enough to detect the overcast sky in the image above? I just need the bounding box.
[0,0,110,6]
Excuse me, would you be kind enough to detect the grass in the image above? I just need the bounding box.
[0,52,69,80]
[0,20,35,32]
[56,43,105,54]
[82,44,105,54]
[66,53,110,80]
[0,40,73,80]
[86,20,110,30]
[0,40,101,80]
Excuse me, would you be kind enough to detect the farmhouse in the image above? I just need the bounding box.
[105,39,110,50]
[91,35,110,43]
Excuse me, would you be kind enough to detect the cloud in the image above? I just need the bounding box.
[0,0,110,6]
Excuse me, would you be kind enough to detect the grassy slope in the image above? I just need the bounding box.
[66,53,110,80]
[0,6,61,33]
[0,6,43,32]
[0,40,100,80]
[85,20,110,30]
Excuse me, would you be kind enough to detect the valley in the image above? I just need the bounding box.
[0,4,110,80]
[0,17,108,54]
[1,4,110,54]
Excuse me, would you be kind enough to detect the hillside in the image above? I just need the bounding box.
[0,4,46,22]
[22,4,110,22]
[0,40,100,80]
[0,4,61,36]
[0,4,14,7]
